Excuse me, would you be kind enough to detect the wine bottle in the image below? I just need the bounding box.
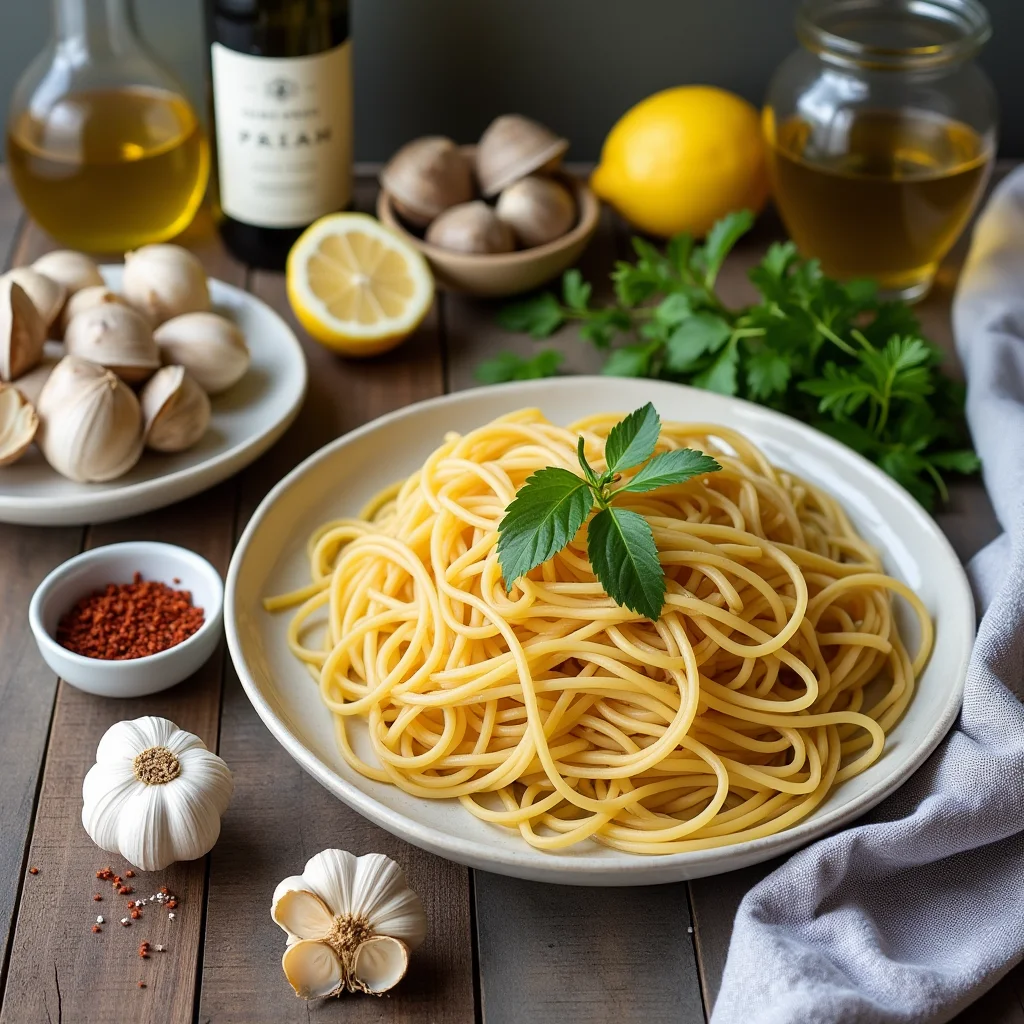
[205,0,352,269]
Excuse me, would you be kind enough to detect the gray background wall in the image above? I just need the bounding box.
[2,0,1023,161]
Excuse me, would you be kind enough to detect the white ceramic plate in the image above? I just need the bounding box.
[225,377,975,886]
[0,267,307,526]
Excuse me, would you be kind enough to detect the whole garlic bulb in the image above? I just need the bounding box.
[64,303,160,384]
[0,279,46,382]
[122,244,210,325]
[380,136,475,227]
[1,268,66,333]
[496,175,576,248]
[82,716,234,872]
[37,355,144,482]
[140,365,211,452]
[32,250,104,296]
[425,201,516,255]
[272,849,426,999]
[59,285,134,338]
[153,312,250,394]
[0,384,38,466]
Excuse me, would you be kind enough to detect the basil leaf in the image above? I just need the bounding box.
[619,449,721,493]
[577,436,602,489]
[603,402,660,475]
[587,506,665,620]
[497,467,593,590]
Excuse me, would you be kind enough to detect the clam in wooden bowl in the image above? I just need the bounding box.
[377,168,600,298]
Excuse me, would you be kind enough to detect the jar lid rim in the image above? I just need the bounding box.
[797,0,991,69]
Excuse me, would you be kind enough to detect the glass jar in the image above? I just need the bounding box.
[764,0,997,301]
[6,0,209,252]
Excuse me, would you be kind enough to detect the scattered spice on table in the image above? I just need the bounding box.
[137,981,146,989]
[93,893,102,901]
[28,866,38,875]
[92,924,101,933]
[56,573,205,660]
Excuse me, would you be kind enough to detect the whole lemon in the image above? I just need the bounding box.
[591,85,769,238]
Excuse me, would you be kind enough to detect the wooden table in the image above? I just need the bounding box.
[0,166,1019,1024]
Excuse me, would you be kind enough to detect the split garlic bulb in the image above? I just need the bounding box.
[272,849,426,999]
[32,250,104,297]
[0,383,38,465]
[82,716,234,872]
[123,244,210,325]
[64,303,160,384]
[153,312,250,394]
[37,355,144,482]
[0,279,46,381]
[1,268,66,333]
[140,365,211,452]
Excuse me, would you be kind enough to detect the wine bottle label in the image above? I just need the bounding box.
[211,41,352,229]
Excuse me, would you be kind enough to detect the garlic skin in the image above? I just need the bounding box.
[64,303,160,384]
[0,279,46,381]
[496,175,576,248]
[272,849,426,999]
[32,250,104,297]
[140,365,211,452]
[82,717,234,872]
[59,285,133,338]
[425,201,516,255]
[122,244,210,325]
[37,355,144,482]
[0,384,38,466]
[153,312,250,394]
[1,268,66,332]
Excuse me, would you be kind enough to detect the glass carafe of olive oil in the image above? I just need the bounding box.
[765,0,996,301]
[6,0,209,252]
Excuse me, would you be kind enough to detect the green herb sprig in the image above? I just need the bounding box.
[497,403,720,620]
[478,210,979,508]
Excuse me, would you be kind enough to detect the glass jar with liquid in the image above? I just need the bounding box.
[764,0,996,301]
[6,0,209,252]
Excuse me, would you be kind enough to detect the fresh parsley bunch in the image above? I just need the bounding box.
[479,210,979,508]
[497,403,720,620]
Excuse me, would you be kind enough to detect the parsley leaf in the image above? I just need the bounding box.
[496,466,593,590]
[587,506,665,620]
[665,313,731,372]
[604,402,661,474]
[475,349,563,384]
[496,292,566,338]
[619,449,722,493]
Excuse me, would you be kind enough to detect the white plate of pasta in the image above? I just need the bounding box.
[225,377,974,885]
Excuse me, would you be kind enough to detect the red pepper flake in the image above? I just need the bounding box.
[130,909,141,920]
[28,867,39,875]
[56,573,205,661]
[139,951,149,959]
[125,870,135,878]
[166,899,177,909]
[91,924,101,933]
[93,894,102,901]
[159,886,169,895]
[137,981,146,989]
[118,886,132,895]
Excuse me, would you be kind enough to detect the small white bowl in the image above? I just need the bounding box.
[29,542,224,698]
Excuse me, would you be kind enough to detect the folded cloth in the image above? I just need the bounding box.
[711,166,1024,1024]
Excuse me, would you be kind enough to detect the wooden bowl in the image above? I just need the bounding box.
[377,167,600,298]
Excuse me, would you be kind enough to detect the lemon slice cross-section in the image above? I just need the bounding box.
[286,213,435,356]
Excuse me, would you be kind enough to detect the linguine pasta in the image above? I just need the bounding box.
[265,409,932,855]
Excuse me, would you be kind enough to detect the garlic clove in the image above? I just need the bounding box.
[351,936,409,995]
[380,136,475,227]
[0,279,46,382]
[82,759,140,852]
[110,773,177,872]
[140,365,211,453]
[495,175,577,248]
[272,888,335,942]
[425,201,516,255]
[32,250,104,297]
[476,114,570,197]
[58,285,134,338]
[1,268,67,332]
[12,350,59,406]
[37,355,144,482]
[122,244,210,325]
[282,940,346,1000]
[0,383,39,466]
[153,312,250,394]
[64,303,160,384]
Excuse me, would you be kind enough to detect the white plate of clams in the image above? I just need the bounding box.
[0,249,307,526]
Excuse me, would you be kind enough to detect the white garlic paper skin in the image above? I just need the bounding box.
[122,244,210,325]
[272,849,426,998]
[82,716,234,871]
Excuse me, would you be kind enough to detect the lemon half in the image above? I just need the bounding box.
[286,213,435,357]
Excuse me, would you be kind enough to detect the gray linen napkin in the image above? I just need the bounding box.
[711,166,1024,1024]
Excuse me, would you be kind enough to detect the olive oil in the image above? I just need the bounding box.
[7,87,208,252]
[765,109,993,298]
